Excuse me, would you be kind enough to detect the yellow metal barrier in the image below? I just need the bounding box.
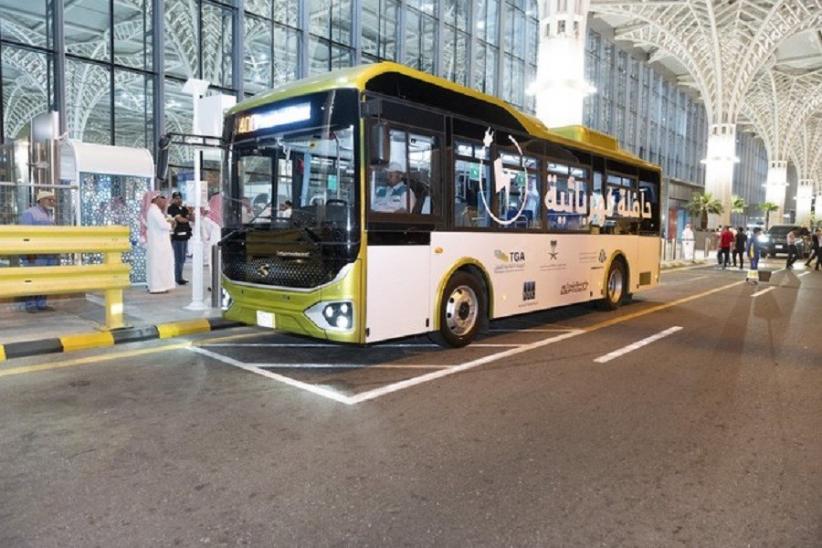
[0,225,131,329]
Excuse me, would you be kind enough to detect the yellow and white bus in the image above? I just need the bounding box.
[221,62,661,347]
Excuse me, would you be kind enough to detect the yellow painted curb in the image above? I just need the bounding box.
[156,319,211,339]
[0,345,6,362]
[60,331,115,352]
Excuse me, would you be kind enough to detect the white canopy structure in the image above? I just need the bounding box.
[576,1,822,226]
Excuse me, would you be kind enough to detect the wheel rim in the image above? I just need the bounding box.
[445,285,479,337]
[608,267,623,303]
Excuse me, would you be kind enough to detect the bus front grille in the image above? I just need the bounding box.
[223,258,333,289]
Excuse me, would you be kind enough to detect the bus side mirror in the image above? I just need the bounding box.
[369,122,389,166]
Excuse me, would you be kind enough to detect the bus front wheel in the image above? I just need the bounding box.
[432,271,486,347]
[599,259,627,310]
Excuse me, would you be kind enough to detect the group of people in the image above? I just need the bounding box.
[141,191,222,294]
[715,226,753,270]
[714,225,822,272]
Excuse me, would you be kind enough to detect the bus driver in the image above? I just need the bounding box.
[372,162,415,213]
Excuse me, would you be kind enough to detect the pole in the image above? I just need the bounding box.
[211,244,222,309]
[182,79,210,311]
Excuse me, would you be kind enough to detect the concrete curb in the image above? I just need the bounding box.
[0,318,243,362]
[661,260,708,271]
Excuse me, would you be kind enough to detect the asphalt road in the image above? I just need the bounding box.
[1,261,821,547]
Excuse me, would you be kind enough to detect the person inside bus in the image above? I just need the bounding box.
[372,162,415,213]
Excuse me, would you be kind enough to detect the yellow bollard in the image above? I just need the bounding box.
[104,251,126,330]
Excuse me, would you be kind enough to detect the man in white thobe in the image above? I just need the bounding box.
[145,193,176,293]
[682,223,695,261]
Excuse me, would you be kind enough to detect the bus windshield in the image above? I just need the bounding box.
[225,91,359,244]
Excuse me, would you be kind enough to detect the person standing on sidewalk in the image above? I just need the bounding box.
[805,228,819,268]
[682,223,695,261]
[733,226,748,270]
[167,191,192,285]
[785,230,799,269]
[142,192,176,294]
[19,190,59,312]
[719,226,734,269]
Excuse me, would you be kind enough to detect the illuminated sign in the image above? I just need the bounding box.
[237,103,312,134]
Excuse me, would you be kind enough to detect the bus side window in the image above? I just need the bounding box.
[454,141,493,228]
[371,130,411,213]
[370,129,440,217]
[408,133,438,216]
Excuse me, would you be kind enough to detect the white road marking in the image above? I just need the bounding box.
[347,330,585,404]
[189,347,353,404]
[257,363,447,370]
[798,272,811,278]
[593,326,684,364]
[202,343,336,348]
[202,342,519,349]
[190,330,584,405]
[750,286,776,297]
[489,328,573,333]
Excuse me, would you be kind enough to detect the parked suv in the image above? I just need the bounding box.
[760,225,809,258]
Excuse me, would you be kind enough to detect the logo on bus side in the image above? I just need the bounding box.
[560,281,589,295]
[548,240,559,260]
[523,281,536,301]
[477,127,654,226]
[494,250,526,263]
[493,249,526,273]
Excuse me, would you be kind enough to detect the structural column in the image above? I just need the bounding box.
[796,179,814,226]
[533,0,593,128]
[702,123,737,228]
[765,160,788,224]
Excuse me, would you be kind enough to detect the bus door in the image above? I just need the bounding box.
[365,116,444,342]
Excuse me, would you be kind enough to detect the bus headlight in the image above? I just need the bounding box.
[306,301,354,332]
[221,288,233,311]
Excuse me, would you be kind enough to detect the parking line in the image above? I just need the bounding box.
[593,326,683,364]
[256,363,447,370]
[489,328,573,333]
[347,330,585,404]
[190,347,354,404]
[751,286,776,298]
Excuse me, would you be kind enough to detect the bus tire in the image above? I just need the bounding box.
[431,271,486,348]
[599,259,627,310]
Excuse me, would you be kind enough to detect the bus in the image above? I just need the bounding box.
[220,62,661,347]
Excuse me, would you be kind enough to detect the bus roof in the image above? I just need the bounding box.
[228,62,658,172]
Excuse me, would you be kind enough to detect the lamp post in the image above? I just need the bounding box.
[182,78,210,311]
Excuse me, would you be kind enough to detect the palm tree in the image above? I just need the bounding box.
[686,192,724,230]
[759,201,779,230]
[731,195,747,226]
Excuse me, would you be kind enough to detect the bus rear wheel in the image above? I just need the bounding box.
[599,259,627,310]
[432,271,486,347]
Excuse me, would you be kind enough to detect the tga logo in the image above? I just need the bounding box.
[523,281,536,301]
[495,250,526,263]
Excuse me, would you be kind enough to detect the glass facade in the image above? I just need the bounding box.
[0,0,539,173]
[583,28,707,187]
[582,26,769,233]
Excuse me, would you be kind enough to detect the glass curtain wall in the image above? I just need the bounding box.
[583,27,707,186]
[1,0,54,143]
[1,0,540,170]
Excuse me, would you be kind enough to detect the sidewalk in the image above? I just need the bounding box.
[0,263,242,361]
